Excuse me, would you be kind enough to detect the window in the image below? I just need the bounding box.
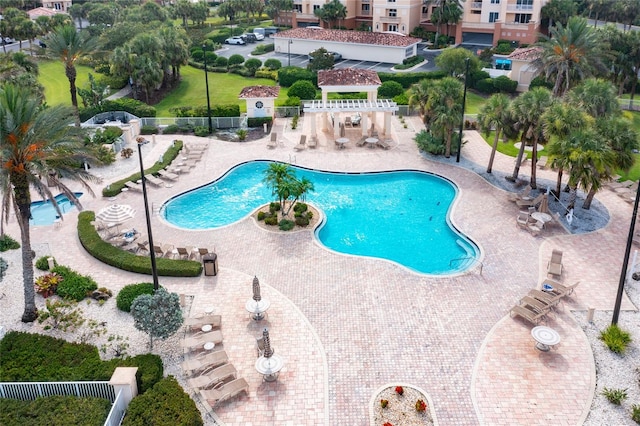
[514,13,532,23]
[491,0,500,3]
[388,8,397,17]
[489,12,499,22]
[471,10,480,14]
[293,4,302,12]
[313,4,320,11]
[388,24,398,31]
[388,0,396,2]
[362,4,369,12]
[517,0,533,5]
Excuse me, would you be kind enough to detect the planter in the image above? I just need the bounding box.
[370,383,437,426]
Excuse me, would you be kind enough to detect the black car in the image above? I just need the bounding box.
[240,33,257,43]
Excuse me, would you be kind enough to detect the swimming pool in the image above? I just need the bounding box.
[162,161,479,274]
[30,193,83,226]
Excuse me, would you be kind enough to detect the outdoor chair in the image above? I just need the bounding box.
[508,186,531,202]
[181,330,224,351]
[344,116,352,127]
[189,363,237,390]
[145,175,164,187]
[528,289,562,310]
[185,314,222,331]
[124,181,142,192]
[527,220,544,236]
[378,139,391,150]
[510,304,547,325]
[175,247,190,259]
[519,295,551,315]
[158,169,179,181]
[294,135,306,151]
[516,194,544,208]
[537,156,548,169]
[267,132,277,148]
[182,350,229,375]
[516,212,533,229]
[541,279,580,298]
[136,241,149,255]
[307,136,317,148]
[356,137,367,147]
[199,378,249,408]
[547,249,563,277]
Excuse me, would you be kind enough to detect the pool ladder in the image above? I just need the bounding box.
[449,256,483,275]
[288,154,296,164]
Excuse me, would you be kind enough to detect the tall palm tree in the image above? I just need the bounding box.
[263,162,296,211]
[408,79,433,125]
[532,16,609,97]
[314,0,347,29]
[477,93,512,173]
[509,88,553,187]
[567,78,619,119]
[46,25,97,127]
[0,85,98,322]
[427,77,463,158]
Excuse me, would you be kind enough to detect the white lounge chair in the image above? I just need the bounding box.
[199,378,249,408]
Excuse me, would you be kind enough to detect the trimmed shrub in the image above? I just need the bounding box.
[287,80,317,101]
[257,211,266,220]
[77,211,203,277]
[212,104,241,117]
[393,93,409,105]
[78,98,156,122]
[278,66,316,87]
[264,216,278,226]
[269,202,281,212]
[475,78,497,94]
[247,117,272,127]
[194,126,211,137]
[116,282,156,312]
[122,376,203,426]
[469,70,491,88]
[293,202,308,213]
[378,81,404,99]
[163,124,180,134]
[140,125,159,135]
[51,265,98,301]
[245,58,262,75]
[255,68,278,80]
[529,75,554,90]
[228,54,245,67]
[264,58,282,70]
[378,70,447,88]
[214,56,228,67]
[0,395,111,426]
[35,255,56,271]
[295,215,309,226]
[279,219,295,231]
[493,75,518,93]
[0,234,20,251]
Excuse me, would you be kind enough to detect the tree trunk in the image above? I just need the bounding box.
[444,130,452,158]
[583,188,596,209]
[630,72,638,109]
[567,186,577,210]
[554,168,563,198]
[486,130,501,173]
[530,137,538,189]
[66,64,81,127]
[508,135,527,182]
[12,175,37,322]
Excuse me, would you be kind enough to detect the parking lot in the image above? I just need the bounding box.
[216,40,439,73]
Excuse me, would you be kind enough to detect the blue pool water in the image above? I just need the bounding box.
[162,161,479,274]
[30,193,83,226]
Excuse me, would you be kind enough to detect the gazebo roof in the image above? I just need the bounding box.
[238,85,280,99]
[318,69,381,87]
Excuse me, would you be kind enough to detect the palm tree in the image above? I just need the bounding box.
[408,79,433,125]
[0,85,98,322]
[427,77,463,158]
[46,25,97,127]
[568,78,619,119]
[509,88,553,187]
[532,16,609,97]
[477,93,512,173]
[314,0,347,29]
[263,162,296,211]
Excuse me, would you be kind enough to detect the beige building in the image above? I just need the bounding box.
[279,0,548,45]
[41,0,72,13]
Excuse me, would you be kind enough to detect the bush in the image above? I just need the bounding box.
[493,75,518,93]
[123,376,203,426]
[35,255,56,271]
[0,396,111,426]
[279,219,295,231]
[415,129,446,155]
[394,56,425,70]
[163,124,180,134]
[247,117,272,128]
[264,58,282,70]
[278,66,317,87]
[257,211,266,220]
[245,58,262,75]
[78,98,156,122]
[378,81,405,99]
[469,70,491,88]
[529,75,554,90]
[378,70,447,88]
[293,202,308,213]
[287,80,317,100]
[140,125,159,135]
[255,68,278,80]
[0,234,20,252]
[264,216,278,226]
[601,387,627,405]
[632,404,640,423]
[117,282,156,312]
[212,104,241,117]
[228,54,245,67]
[51,265,98,301]
[295,215,309,226]
[194,126,211,137]
[475,78,498,94]
[269,202,281,212]
[77,211,203,277]
[251,43,274,55]
[283,96,301,107]
[214,56,228,67]
[393,93,409,105]
[600,324,632,354]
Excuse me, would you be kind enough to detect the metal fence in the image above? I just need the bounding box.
[140,116,244,129]
[275,106,301,117]
[104,389,127,426]
[0,380,115,401]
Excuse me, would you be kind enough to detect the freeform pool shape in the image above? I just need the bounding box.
[30,192,83,226]
[162,161,479,274]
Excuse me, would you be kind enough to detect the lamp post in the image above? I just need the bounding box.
[137,139,159,291]
[612,180,640,324]
[456,57,470,163]
[202,44,213,134]
[288,39,293,67]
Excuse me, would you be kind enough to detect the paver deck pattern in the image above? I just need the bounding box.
[5,112,636,425]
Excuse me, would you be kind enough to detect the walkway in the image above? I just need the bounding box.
[1,113,636,425]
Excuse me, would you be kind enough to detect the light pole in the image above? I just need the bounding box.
[137,139,159,291]
[612,180,640,324]
[456,57,470,163]
[288,39,293,67]
[202,44,213,134]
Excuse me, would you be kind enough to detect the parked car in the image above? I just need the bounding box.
[252,32,265,41]
[225,36,246,45]
[240,33,257,43]
[308,51,342,62]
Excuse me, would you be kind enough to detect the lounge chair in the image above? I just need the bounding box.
[158,169,179,181]
[508,186,531,202]
[528,289,562,309]
[181,330,224,350]
[537,156,548,169]
[510,304,547,325]
[519,295,551,314]
[267,132,277,148]
[188,363,237,390]
[182,350,229,375]
[516,193,544,208]
[344,116,352,127]
[136,241,149,255]
[378,139,391,150]
[195,247,211,259]
[516,211,532,228]
[608,180,634,191]
[541,279,580,297]
[199,378,249,408]
[356,137,367,147]
[294,135,306,151]
[153,244,174,258]
[124,181,142,191]
[175,247,190,259]
[145,175,164,187]
[185,314,222,331]
[527,220,544,236]
[307,136,317,148]
[547,249,563,277]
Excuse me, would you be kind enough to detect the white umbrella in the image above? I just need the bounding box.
[96,204,136,224]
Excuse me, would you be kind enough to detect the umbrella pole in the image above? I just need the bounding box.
[137,140,160,291]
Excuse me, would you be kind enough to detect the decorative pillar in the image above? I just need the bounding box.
[310,113,317,137]
[109,367,138,406]
[121,125,132,145]
[129,119,140,136]
[334,112,341,139]
[361,113,368,137]
[322,112,328,132]
[383,112,392,136]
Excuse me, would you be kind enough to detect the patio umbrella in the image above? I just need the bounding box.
[262,328,273,358]
[252,276,261,302]
[95,204,136,224]
[538,188,550,213]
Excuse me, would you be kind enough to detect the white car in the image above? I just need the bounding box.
[225,36,246,45]
[253,32,265,41]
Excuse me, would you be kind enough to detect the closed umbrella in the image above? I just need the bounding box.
[262,327,273,358]
[96,204,136,224]
[252,276,261,302]
[538,188,550,213]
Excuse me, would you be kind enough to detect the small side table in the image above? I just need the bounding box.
[203,342,215,351]
[201,324,212,333]
[531,326,560,352]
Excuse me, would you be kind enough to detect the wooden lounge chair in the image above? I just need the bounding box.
[541,279,580,297]
[537,156,548,169]
[510,304,547,325]
[294,135,306,151]
[145,175,164,187]
[307,136,317,148]
[547,249,563,277]
[378,139,391,150]
[182,350,229,375]
[188,363,237,390]
[181,330,224,350]
[185,315,222,331]
[158,169,179,181]
[199,378,249,408]
[356,137,367,147]
[267,132,277,148]
[175,247,190,259]
[516,193,544,208]
[124,181,142,191]
[136,241,149,255]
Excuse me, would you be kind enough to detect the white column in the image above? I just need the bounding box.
[334,112,341,139]
[361,113,368,137]
[109,367,139,406]
[121,125,132,145]
[310,113,317,137]
[322,112,328,131]
[129,119,140,136]
[383,112,392,136]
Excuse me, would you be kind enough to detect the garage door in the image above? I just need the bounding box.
[461,32,493,46]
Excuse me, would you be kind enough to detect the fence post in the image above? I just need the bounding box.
[109,367,138,407]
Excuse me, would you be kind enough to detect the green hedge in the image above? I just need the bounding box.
[247,116,273,127]
[378,70,447,88]
[0,331,163,394]
[277,66,317,87]
[116,283,157,312]
[77,211,202,277]
[122,376,203,426]
[102,140,183,197]
[79,99,156,122]
[0,396,111,426]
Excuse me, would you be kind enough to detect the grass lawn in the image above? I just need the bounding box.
[479,131,544,159]
[153,65,283,116]
[38,60,95,106]
[465,91,487,114]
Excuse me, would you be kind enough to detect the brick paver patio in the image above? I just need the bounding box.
[3,113,636,425]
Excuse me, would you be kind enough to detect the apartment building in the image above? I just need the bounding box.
[278,0,547,46]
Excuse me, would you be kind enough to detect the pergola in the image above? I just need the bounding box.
[304,69,399,139]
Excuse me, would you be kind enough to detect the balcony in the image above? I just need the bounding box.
[359,10,371,16]
[461,21,497,30]
[507,4,534,11]
[471,2,483,8]
[379,15,401,23]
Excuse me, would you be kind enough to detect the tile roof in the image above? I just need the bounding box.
[273,28,421,48]
[317,68,381,87]
[27,7,65,18]
[508,46,542,61]
[238,85,280,99]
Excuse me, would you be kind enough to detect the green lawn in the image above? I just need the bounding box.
[465,91,487,114]
[38,60,95,106]
[153,65,283,115]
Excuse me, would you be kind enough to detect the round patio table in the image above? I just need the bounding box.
[255,354,284,382]
[365,137,378,148]
[531,326,560,352]
[336,138,349,149]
